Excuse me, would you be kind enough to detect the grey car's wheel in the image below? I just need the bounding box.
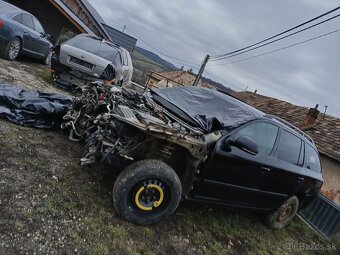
[263,196,299,229]
[42,49,52,65]
[113,159,182,225]
[3,37,21,61]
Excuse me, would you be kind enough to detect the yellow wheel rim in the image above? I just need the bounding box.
[135,184,164,211]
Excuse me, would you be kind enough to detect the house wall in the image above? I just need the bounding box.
[320,155,340,205]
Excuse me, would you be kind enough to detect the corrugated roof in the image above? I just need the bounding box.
[232,91,340,162]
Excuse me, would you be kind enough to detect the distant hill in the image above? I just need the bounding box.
[201,76,234,94]
[131,47,234,94]
[134,46,177,71]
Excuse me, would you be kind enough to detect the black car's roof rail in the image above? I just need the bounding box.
[265,114,314,144]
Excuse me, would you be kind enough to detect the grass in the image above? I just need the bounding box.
[0,120,336,255]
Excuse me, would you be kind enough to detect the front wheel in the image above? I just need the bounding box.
[113,159,182,225]
[263,196,299,229]
[42,49,52,65]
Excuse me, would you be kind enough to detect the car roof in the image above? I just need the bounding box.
[0,0,19,14]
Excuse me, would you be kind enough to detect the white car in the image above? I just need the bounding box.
[51,33,133,87]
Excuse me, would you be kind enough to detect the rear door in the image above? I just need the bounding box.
[11,13,33,52]
[194,120,286,210]
[264,129,307,200]
[20,13,36,53]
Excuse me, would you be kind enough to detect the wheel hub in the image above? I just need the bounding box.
[9,40,20,60]
[134,180,165,211]
[277,204,293,222]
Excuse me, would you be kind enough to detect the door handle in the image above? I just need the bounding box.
[297,177,304,183]
[260,166,271,172]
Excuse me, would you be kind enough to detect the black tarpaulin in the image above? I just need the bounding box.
[0,84,72,128]
[151,86,264,132]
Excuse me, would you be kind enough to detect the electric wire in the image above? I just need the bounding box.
[208,29,340,66]
[209,6,340,60]
[210,14,340,61]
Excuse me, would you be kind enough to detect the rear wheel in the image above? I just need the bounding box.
[2,37,21,61]
[113,159,182,225]
[263,196,299,229]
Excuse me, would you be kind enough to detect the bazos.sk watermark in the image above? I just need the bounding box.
[283,241,336,253]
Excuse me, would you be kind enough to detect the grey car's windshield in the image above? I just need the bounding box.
[67,36,120,63]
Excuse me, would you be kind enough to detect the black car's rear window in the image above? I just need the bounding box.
[305,144,321,172]
[67,36,120,63]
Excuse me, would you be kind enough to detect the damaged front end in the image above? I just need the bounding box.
[61,82,211,169]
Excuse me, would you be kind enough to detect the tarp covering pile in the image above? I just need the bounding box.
[152,86,264,132]
[0,84,71,128]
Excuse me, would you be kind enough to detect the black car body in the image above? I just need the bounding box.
[51,34,133,89]
[61,84,323,227]
[0,0,53,64]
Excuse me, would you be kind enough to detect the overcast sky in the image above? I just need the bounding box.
[88,0,340,117]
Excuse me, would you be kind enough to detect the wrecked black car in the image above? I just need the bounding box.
[62,83,323,228]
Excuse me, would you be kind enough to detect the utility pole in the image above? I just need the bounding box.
[192,54,210,86]
[122,25,126,33]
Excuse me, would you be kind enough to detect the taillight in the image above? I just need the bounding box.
[0,19,3,29]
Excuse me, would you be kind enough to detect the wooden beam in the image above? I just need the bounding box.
[48,0,86,33]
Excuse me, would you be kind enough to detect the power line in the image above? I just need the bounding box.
[208,29,339,66]
[210,14,340,62]
[210,6,340,60]
[125,27,201,67]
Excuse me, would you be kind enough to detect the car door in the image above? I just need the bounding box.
[11,13,33,53]
[193,120,286,210]
[265,129,307,200]
[21,13,46,57]
[19,13,37,53]
[32,16,50,56]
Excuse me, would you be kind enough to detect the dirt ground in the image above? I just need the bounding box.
[0,57,337,255]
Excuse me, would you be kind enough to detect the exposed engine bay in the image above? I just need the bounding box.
[61,82,222,170]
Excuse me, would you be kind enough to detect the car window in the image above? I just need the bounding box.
[21,13,34,30]
[305,144,321,172]
[67,36,119,62]
[12,13,21,23]
[277,130,302,165]
[235,122,279,156]
[32,17,44,34]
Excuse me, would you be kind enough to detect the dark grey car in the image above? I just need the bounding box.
[0,0,53,64]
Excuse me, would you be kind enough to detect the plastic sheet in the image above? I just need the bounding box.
[152,86,264,132]
[0,84,72,128]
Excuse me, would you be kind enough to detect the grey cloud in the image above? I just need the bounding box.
[89,0,340,117]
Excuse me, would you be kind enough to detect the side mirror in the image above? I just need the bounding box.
[227,136,259,155]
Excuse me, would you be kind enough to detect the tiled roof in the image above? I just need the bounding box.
[232,91,340,162]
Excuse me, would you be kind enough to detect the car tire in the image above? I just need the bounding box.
[42,49,52,66]
[263,196,299,229]
[2,37,21,61]
[113,159,182,225]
